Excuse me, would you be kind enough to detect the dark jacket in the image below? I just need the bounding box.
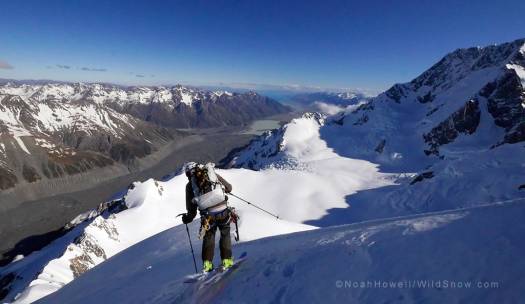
[185,174,232,220]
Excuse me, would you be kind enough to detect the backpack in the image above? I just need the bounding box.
[190,163,226,210]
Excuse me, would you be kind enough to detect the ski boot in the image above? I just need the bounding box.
[221,258,234,270]
[202,260,213,273]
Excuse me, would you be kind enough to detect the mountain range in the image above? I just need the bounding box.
[0,83,290,195]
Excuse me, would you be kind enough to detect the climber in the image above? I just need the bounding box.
[180,162,235,273]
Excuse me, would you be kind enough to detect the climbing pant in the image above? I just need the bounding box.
[201,208,232,262]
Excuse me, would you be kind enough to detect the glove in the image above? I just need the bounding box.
[181,213,193,224]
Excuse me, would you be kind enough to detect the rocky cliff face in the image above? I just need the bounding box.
[481,70,525,144]
[423,99,481,155]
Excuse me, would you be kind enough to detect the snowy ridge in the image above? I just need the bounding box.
[39,198,525,304]
[0,83,235,107]
[225,112,327,170]
[1,81,290,132]
[0,81,258,138]
[4,180,178,304]
[0,82,238,137]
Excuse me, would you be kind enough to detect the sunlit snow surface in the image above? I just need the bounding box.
[39,199,525,304]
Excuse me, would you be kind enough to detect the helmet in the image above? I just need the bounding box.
[183,162,197,177]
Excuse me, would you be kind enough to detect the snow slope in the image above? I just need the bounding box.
[4,139,392,304]
[226,38,525,223]
[3,176,305,304]
[38,198,525,304]
[226,112,524,224]
[311,38,525,168]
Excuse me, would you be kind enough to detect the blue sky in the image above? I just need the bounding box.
[0,0,524,92]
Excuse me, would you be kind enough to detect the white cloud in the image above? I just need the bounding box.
[313,101,345,115]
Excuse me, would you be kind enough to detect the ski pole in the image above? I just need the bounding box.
[177,213,198,273]
[229,193,280,220]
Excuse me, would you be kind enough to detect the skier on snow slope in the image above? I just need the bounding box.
[181,162,236,273]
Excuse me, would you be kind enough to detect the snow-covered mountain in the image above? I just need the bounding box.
[0,82,289,192]
[226,38,525,216]
[0,83,177,192]
[105,85,290,128]
[279,39,525,164]
[1,38,524,303]
[0,82,290,133]
[0,81,290,130]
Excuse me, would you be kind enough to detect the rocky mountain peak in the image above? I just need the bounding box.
[236,38,525,170]
[383,38,525,104]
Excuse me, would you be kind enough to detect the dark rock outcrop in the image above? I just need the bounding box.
[385,84,407,103]
[410,171,435,185]
[0,168,17,190]
[481,71,525,144]
[423,99,481,155]
[374,139,386,153]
